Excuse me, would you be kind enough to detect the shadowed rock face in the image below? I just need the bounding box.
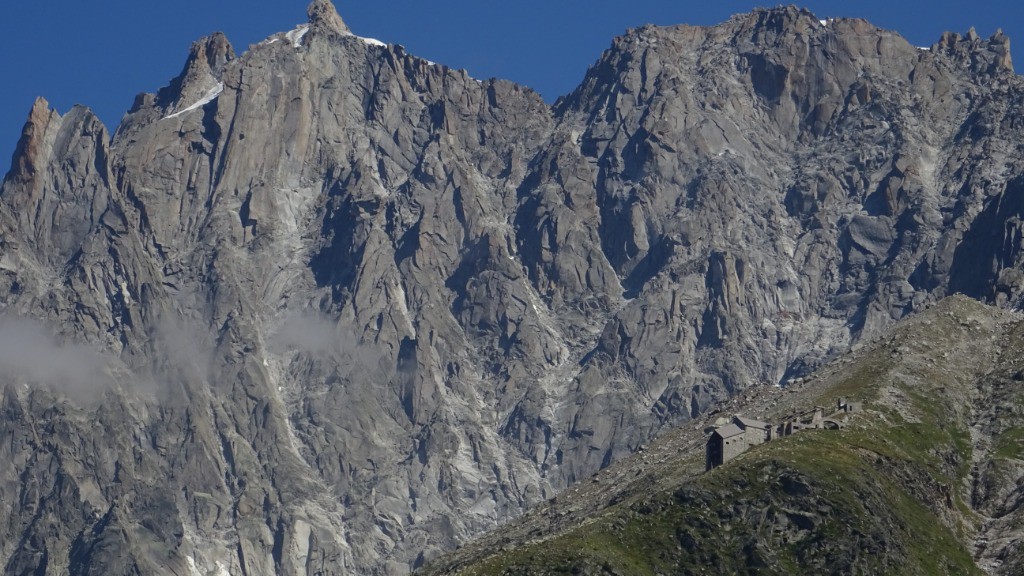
[1,3,1023,574]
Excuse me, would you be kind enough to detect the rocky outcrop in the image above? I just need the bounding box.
[3,3,1024,574]
[307,0,349,34]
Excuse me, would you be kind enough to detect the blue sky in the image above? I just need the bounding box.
[2,1,1022,169]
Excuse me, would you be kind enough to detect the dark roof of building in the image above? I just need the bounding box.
[713,423,744,439]
[734,415,770,430]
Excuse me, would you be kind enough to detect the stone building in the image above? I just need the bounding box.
[706,398,864,471]
[779,399,861,436]
[706,415,772,470]
[780,406,825,437]
[734,415,772,444]
[838,397,863,413]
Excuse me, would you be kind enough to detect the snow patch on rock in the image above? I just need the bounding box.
[286,24,311,48]
[164,83,224,120]
[340,30,386,47]
[357,35,386,47]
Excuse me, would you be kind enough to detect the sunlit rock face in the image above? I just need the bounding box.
[1,2,1023,573]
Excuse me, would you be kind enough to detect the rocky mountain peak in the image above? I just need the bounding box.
[2,97,56,185]
[156,32,235,113]
[935,27,1014,74]
[195,31,235,75]
[0,99,112,268]
[307,0,349,34]
[738,5,820,34]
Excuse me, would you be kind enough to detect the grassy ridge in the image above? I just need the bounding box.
[463,428,980,575]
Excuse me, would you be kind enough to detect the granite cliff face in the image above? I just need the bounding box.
[1,2,1023,574]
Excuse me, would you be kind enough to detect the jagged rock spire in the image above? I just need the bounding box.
[195,32,235,76]
[4,97,56,185]
[156,32,235,112]
[307,0,349,34]
[935,27,1014,75]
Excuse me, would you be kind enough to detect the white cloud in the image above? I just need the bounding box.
[0,316,112,400]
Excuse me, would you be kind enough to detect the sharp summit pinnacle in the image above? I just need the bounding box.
[307,0,350,34]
